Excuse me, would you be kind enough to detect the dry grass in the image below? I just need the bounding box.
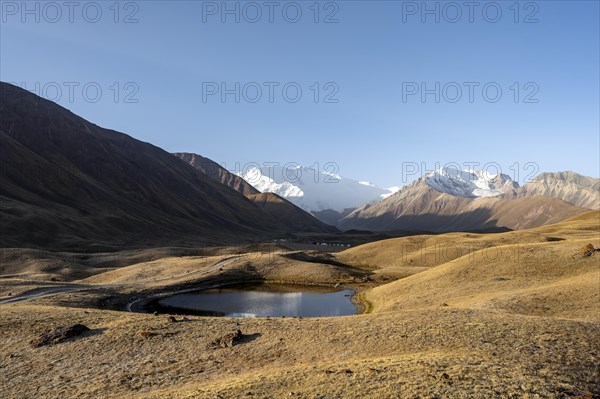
[79,252,365,289]
[0,211,599,398]
[365,239,599,321]
[1,305,598,398]
[336,210,599,275]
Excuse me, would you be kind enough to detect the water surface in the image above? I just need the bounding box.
[156,284,357,317]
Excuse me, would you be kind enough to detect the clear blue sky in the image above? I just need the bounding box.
[1,0,598,187]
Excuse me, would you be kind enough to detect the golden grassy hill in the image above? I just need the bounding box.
[337,210,599,276]
[0,211,598,398]
[350,211,600,322]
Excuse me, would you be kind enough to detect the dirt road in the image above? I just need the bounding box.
[0,256,241,308]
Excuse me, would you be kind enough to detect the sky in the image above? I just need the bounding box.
[1,0,598,187]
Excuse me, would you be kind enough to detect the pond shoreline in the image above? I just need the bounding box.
[125,279,365,318]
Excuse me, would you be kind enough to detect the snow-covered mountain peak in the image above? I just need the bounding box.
[236,165,393,212]
[425,167,518,198]
[242,166,304,198]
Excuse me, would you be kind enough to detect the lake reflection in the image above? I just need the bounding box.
[157,284,357,318]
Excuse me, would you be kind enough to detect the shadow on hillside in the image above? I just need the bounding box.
[341,208,510,234]
[280,251,370,277]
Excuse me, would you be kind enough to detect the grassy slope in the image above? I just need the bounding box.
[341,211,599,321]
[1,211,599,398]
[337,210,599,274]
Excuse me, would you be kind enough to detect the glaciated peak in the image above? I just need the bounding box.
[236,165,392,211]
[241,166,304,198]
[425,167,518,198]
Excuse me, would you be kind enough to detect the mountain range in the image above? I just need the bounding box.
[1,81,598,247]
[0,82,328,248]
[338,171,591,232]
[239,162,598,232]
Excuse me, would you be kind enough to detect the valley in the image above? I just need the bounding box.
[0,83,598,398]
[2,1,599,397]
[1,212,599,398]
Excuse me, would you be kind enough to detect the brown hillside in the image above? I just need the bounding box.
[0,82,286,249]
[506,171,600,209]
[339,178,587,233]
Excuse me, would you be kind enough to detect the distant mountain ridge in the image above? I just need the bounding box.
[229,162,597,230]
[236,165,393,212]
[338,168,590,233]
[506,171,600,209]
[425,168,519,198]
[174,153,337,233]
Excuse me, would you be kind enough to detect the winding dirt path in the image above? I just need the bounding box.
[0,285,92,304]
[0,256,241,307]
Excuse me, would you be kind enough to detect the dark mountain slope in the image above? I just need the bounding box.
[0,82,286,248]
[174,153,259,197]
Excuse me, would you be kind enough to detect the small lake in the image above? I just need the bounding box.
[153,284,357,318]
